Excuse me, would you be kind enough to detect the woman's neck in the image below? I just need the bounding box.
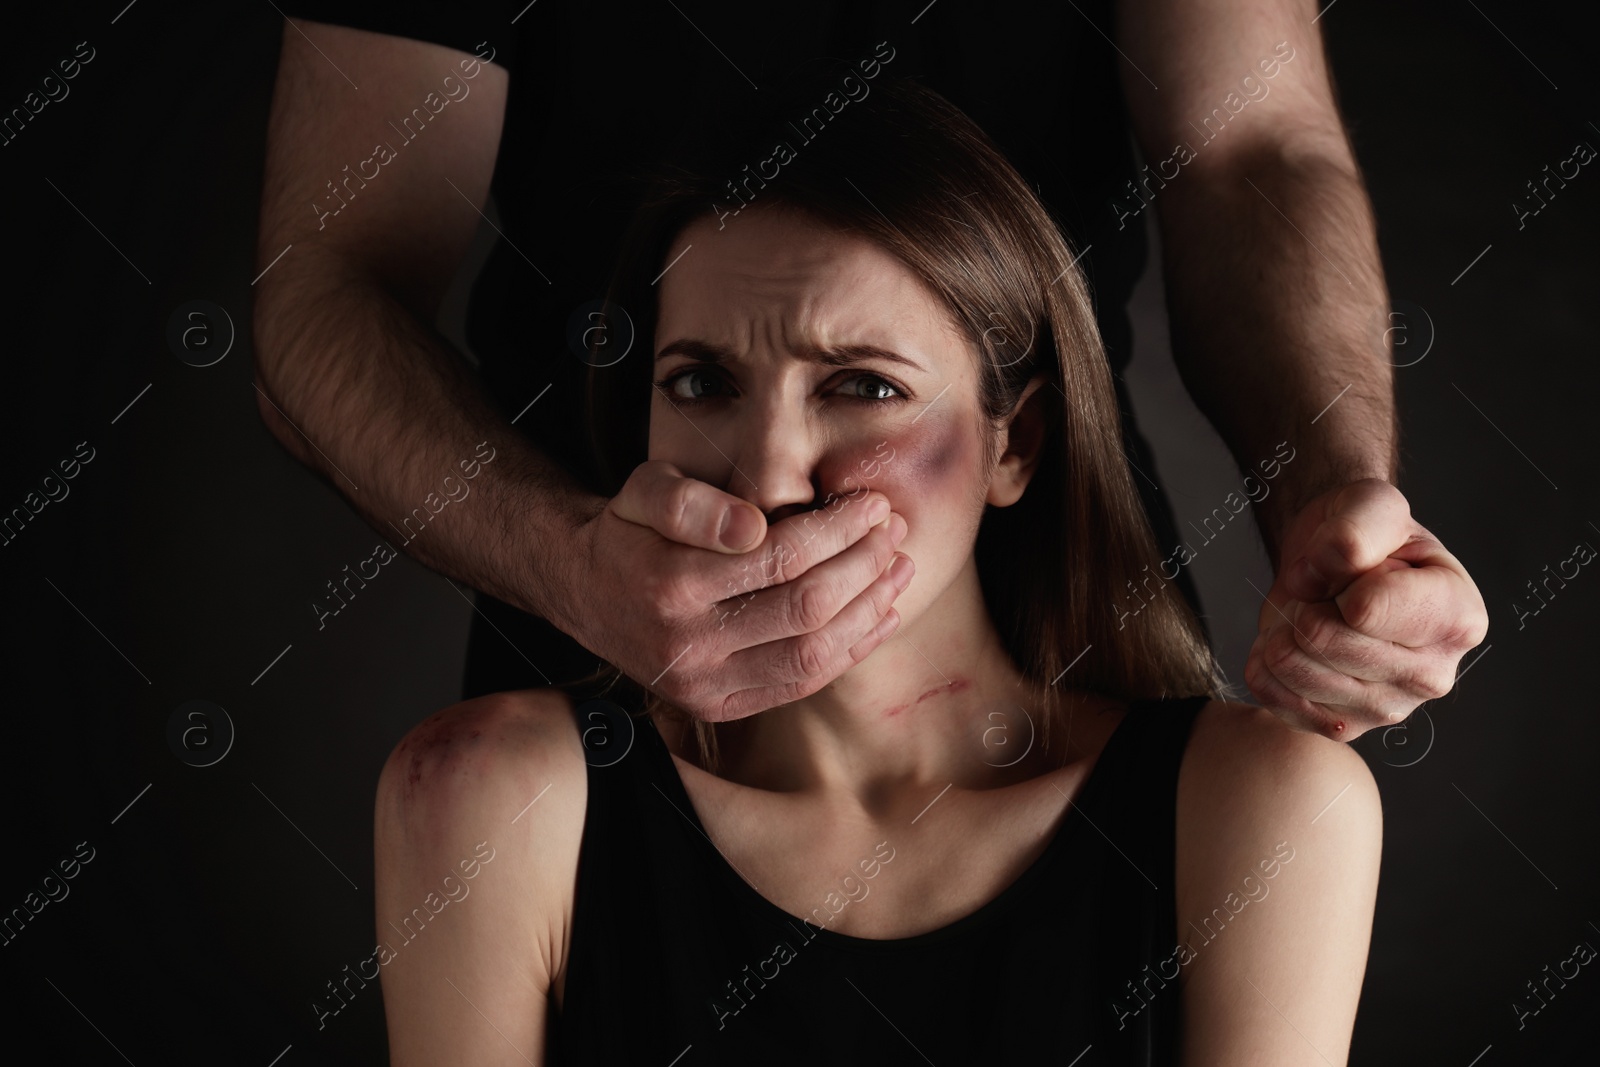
[665,556,1120,808]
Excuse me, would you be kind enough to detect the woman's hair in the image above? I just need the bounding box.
[565,63,1225,764]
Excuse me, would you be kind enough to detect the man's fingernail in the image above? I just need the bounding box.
[887,554,915,586]
[889,513,907,543]
[719,506,761,549]
[866,496,890,524]
[1293,556,1325,588]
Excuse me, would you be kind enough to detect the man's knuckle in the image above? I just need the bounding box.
[1324,520,1367,569]
[1419,668,1455,701]
[1265,645,1321,694]
[661,478,698,534]
[868,579,896,618]
[634,571,668,616]
[1261,635,1300,677]
[1339,586,1387,634]
[795,632,832,679]
[1246,656,1292,706]
[642,570,685,619]
[1243,649,1273,691]
[763,537,798,585]
[1300,613,1346,653]
[1442,610,1489,650]
[847,622,883,662]
[789,580,828,633]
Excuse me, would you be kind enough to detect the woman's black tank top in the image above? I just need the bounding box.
[552,694,1209,1065]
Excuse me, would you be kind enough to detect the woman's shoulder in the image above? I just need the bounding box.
[1179,697,1382,827]
[374,690,592,1048]
[378,687,590,831]
[375,688,591,920]
[1167,698,1382,1059]
[1172,696,1383,921]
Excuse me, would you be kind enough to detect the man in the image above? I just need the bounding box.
[253,0,1485,736]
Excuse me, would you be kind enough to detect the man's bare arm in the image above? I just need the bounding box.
[1115,0,1395,569]
[1115,0,1486,740]
[253,21,579,616]
[253,20,910,715]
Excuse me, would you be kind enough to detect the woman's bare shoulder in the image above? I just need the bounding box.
[1179,698,1381,827]
[1170,699,1382,1062]
[375,691,590,1060]
[377,688,589,836]
[375,688,590,931]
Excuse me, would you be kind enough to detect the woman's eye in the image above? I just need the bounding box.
[654,369,906,405]
[658,368,727,401]
[838,374,903,401]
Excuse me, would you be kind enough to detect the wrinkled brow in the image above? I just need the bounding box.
[654,338,928,374]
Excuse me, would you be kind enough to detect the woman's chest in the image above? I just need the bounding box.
[679,763,1095,939]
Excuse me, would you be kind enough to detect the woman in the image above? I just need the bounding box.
[374,71,1381,1065]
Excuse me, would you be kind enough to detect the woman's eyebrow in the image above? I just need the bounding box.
[654,338,927,373]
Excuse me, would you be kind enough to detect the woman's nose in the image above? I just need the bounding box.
[725,410,821,521]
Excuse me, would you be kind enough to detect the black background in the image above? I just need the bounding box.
[2,2,1596,1064]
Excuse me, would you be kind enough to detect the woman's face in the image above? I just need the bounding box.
[649,204,1037,631]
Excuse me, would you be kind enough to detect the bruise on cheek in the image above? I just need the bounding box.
[888,414,970,493]
[830,411,972,504]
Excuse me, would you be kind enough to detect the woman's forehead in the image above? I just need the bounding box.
[656,209,967,365]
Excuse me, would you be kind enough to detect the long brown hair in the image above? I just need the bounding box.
[569,65,1223,764]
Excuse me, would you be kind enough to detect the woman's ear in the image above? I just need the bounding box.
[986,375,1050,508]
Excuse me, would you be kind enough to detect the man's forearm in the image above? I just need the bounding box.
[252,249,601,622]
[1154,139,1398,568]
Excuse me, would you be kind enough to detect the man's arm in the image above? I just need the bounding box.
[254,21,579,616]
[1114,0,1393,566]
[1113,0,1487,739]
[254,20,911,718]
